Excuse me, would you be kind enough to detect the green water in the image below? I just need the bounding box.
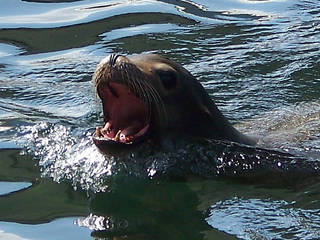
[0,0,320,239]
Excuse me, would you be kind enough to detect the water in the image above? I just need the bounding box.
[0,0,320,239]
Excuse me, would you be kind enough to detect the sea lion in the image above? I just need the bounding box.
[93,54,257,151]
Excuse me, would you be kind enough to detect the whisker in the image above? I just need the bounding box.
[142,80,167,125]
[129,74,152,121]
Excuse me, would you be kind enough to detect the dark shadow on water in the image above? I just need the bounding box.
[0,13,196,54]
[1,141,320,239]
[0,149,89,224]
[87,177,236,240]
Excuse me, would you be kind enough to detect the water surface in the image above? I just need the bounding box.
[0,0,320,239]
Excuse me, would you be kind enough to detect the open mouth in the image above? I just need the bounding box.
[94,82,150,145]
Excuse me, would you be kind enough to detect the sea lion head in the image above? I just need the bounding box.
[93,54,256,151]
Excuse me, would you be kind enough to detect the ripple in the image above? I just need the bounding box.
[0,0,178,28]
[207,198,320,239]
[0,43,24,58]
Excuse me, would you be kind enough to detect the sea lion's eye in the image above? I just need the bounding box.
[156,70,177,90]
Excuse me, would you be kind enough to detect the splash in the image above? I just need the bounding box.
[16,119,320,192]
[18,122,115,192]
[76,214,117,232]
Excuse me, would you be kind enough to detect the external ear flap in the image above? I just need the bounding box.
[200,105,213,119]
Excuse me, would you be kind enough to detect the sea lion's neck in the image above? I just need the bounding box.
[186,77,256,146]
[205,101,257,146]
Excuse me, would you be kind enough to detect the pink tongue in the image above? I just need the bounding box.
[100,82,148,139]
[121,121,146,136]
[101,120,144,138]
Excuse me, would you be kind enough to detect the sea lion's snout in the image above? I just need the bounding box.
[92,54,155,148]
